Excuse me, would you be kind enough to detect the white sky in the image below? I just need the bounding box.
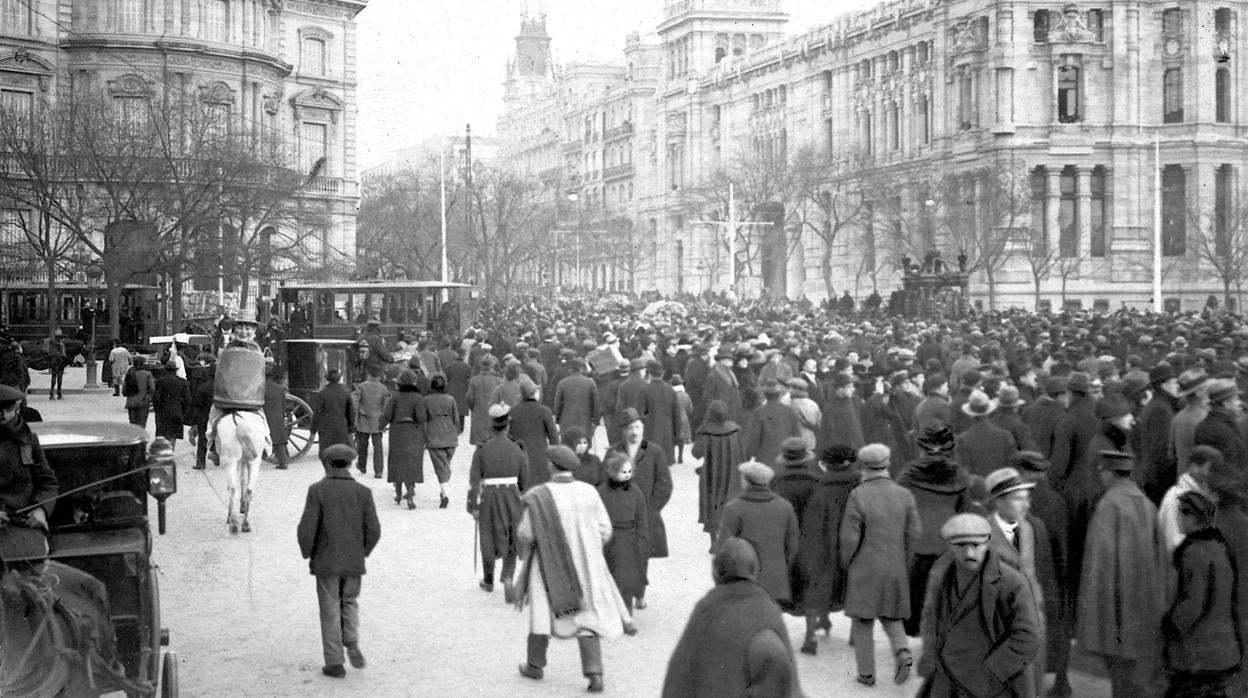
[355,0,863,168]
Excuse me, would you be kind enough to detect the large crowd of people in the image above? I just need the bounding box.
[4,289,1247,695]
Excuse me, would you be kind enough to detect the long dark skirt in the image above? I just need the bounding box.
[478,486,522,560]
[387,422,425,485]
[603,527,648,600]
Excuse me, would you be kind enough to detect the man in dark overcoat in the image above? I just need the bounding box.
[917,514,1041,697]
[1137,363,1181,503]
[601,362,630,448]
[614,358,648,416]
[543,348,576,409]
[309,369,354,456]
[611,408,673,609]
[683,344,710,427]
[465,355,503,446]
[1048,372,1098,495]
[123,356,156,428]
[953,390,1017,480]
[702,347,744,424]
[152,360,190,452]
[188,360,215,469]
[358,319,393,376]
[741,381,802,466]
[552,358,599,445]
[509,381,558,489]
[264,365,290,468]
[715,460,799,606]
[443,349,472,432]
[296,444,381,679]
[467,404,526,599]
[642,359,681,463]
[1021,375,1069,460]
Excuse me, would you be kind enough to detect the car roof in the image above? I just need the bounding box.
[31,422,149,449]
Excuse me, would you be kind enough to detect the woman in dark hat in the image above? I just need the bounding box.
[563,426,604,486]
[896,420,973,637]
[798,444,859,654]
[424,373,460,508]
[770,437,820,614]
[692,399,743,549]
[382,368,427,509]
[596,451,649,631]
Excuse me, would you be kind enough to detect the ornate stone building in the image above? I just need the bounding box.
[500,0,1248,311]
[0,0,365,301]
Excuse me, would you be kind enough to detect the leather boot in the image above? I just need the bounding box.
[578,635,603,677]
[526,633,549,671]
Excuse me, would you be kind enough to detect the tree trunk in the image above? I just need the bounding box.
[1224,278,1234,313]
[106,280,123,342]
[45,256,58,340]
[822,244,835,302]
[986,269,997,311]
[170,272,184,330]
[1032,273,1041,311]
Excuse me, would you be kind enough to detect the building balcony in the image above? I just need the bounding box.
[562,140,583,153]
[604,121,634,140]
[603,163,634,181]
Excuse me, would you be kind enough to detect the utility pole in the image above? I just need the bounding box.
[440,149,448,283]
[691,182,771,297]
[1153,133,1163,313]
[464,124,473,248]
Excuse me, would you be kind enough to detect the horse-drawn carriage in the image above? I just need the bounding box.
[2,422,179,697]
[268,338,361,463]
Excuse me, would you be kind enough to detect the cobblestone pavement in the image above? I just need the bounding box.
[30,368,1113,697]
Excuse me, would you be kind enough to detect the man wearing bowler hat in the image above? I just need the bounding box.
[1170,368,1210,471]
[1076,451,1168,698]
[702,346,743,424]
[953,390,1017,480]
[297,444,381,679]
[917,513,1041,697]
[310,368,354,457]
[1137,362,1182,504]
[610,407,672,610]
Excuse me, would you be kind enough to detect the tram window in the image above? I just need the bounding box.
[60,295,76,322]
[368,293,385,322]
[406,291,424,325]
[334,293,350,324]
[317,293,334,324]
[351,293,367,324]
[383,293,404,323]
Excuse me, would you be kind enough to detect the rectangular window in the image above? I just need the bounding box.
[1161,164,1186,256]
[301,122,328,174]
[0,89,34,126]
[204,0,228,41]
[1216,164,1232,257]
[1057,66,1080,123]
[1088,10,1104,42]
[1034,9,1050,42]
[301,38,326,76]
[1,0,30,34]
[114,96,148,135]
[1216,8,1232,35]
[863,111,873,157]
[1217,68,1231,123]
[1163,8,1182,35]
[918,96,930,144]
[958,73,974,130]
[1163,68,1184,123]
[1090,167,1107,257]
[889,104,899,150]
[824,117,834,153]
[1030,167,1048,253]
[1059,166,1079,257]
[116,0,143,32]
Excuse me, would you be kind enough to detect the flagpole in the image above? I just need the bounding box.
[1153,133,1162,313]
[440,149,448,283]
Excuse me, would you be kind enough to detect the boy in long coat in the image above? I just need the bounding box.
[1076,451,1168,698]
[917,514,1041,697]
[841,443,921,686]
[716,460,800,605]
[467,404,525,596]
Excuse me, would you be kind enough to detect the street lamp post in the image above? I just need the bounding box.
[83,265,103,390]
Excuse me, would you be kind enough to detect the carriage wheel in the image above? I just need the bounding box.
[263,394,315,463]
[159,650,180,698]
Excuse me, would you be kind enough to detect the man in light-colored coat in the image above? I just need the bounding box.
[351,370,390,478]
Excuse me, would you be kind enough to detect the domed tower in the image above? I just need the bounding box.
[504,5,554,109]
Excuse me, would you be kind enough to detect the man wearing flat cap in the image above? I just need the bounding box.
[297,444,381,679]
[840,443,920,687]
[609,407,673,609]
[468,403,527,597]
[513,445,630,694]
[715,459,799,607]
[1076,451,1168,698]
[613,358,649,420]
[917,513,1041,697]
[552,357,600,447]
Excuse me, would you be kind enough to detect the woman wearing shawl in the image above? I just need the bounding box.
[692,399,743,549]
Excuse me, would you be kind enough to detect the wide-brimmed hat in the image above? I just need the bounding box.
[984,467,1036,501]
[1206,379,1240,404]
[961,390,998,418]
[996,384,1024,408]
[1011,451,1050,473]
[616,407,643,428]
[916,421,955,451]
[761,380,785,397]
[1096,450,1134,474]
[714,346,735,361]
[1178,368,1209,396]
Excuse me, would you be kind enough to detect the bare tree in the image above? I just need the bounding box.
[1017,234,1060,311]
[801,149,874,301]
[357,158,462,282]
[1191,197,1248,311]
[943,158,1032,310]
[1054,254,1087,308]
[460,163,556,303]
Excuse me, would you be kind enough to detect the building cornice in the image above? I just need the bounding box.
[61,37,293,78]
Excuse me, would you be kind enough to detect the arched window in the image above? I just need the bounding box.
[1163,68,1183,123]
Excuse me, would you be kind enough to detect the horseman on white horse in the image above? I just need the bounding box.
[206,309,271,534]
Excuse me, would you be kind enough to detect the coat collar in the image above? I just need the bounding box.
[325,469,355,480]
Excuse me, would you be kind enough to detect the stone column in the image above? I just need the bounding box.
[1046,168,1061,254]
[1077,167,1093,258]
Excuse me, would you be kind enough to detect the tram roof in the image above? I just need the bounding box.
[279,281,475,291]
[31,422,148,449]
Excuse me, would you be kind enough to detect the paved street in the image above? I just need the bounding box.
[30,368,1113,697]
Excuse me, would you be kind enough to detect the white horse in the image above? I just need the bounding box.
[216,410,269,534]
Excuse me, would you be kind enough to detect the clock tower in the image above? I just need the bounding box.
[504,7,555,108]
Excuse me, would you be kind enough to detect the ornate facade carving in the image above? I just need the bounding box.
[107,74,155,97]
[198,81,236,104]
[1048,4,1094,43]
